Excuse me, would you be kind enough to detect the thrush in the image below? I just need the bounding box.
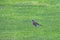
[32,20,40,27]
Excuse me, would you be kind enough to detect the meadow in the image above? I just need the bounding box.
[0,0,60,40]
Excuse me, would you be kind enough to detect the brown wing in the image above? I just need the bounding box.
[32,21,39,26]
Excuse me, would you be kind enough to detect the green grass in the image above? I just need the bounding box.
[0,0,60,40]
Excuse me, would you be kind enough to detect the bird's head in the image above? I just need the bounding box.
[32,20,35,21]
[32,20,36,22]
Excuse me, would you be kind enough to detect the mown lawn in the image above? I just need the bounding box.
[0,0,60,40]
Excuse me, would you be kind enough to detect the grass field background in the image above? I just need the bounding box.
[0,0,60,40]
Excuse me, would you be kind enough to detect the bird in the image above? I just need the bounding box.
[32,20,40,27]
